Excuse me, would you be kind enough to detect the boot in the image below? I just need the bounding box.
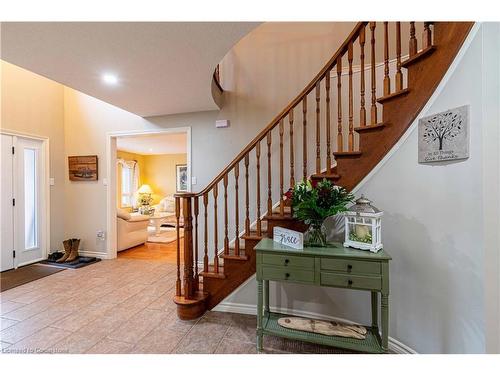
[56,239,72,263]
[65,238,80,262]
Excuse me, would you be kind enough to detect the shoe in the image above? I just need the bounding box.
[66,238,80,262]
[56,239,72,263]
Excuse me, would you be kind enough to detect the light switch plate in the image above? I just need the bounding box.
[191,176,197,185]
[102,178,108,186]
[49,178,55,186]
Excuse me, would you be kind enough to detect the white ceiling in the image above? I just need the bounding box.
[117,133,187,155]
[0,22,259,117]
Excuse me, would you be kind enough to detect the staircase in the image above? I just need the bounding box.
[173,21,474,319]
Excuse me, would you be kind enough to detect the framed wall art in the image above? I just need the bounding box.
[176,164,188,192]
[68,155,98,181]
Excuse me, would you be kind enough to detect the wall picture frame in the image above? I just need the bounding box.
[68,155,98,181]
[418,105,470,163]
[176,164,188,192]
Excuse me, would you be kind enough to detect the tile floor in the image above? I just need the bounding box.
[0,257,352,354]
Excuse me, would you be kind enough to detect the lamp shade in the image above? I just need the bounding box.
[137,184,153,195]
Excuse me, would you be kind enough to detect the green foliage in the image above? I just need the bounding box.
[288,179,354,226]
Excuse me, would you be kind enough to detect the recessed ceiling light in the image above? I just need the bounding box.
[102,73,119,85]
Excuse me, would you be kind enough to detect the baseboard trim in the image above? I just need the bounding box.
[78,250,110,260]
[213,300,417,354]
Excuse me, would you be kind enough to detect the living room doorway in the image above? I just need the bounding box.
[106,127,191,260]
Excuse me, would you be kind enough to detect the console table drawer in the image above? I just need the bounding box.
[262,266,314,284]
[262,253,314,269]
[320,272,381,290]
[321,258,381,275]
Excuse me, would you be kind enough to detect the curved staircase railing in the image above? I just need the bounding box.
[173,21,474,319]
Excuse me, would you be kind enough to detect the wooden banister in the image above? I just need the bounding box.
[193,22,367,197]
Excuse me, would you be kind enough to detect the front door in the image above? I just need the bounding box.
[1,134,46,271]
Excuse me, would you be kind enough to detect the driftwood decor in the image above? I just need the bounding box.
[278,316,367,339]
[68,155,98,181]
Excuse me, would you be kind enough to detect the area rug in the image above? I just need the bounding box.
[0,264,65,292]
[147,226,183,244]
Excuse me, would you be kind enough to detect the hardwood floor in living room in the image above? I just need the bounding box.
[118,240,182,263]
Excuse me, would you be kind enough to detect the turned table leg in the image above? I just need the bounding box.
[264,280,270,316]
[381,293,389,352]
[257,279,264,352]
[371,291,379,331]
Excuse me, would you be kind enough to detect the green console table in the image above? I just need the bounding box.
[255,238,392,354]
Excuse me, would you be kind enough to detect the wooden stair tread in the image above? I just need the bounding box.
[272,206,292,215]
[333,151,362,158]
[311,172,341,180]
[241,230,266,240]
[200,266,226,279]
[376,88,410,104]
[354,122,387,132]
[220,247,248,261]
[401,46,436,68]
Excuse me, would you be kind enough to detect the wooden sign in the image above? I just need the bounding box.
[273,226,304,250]
[68,155,98,181]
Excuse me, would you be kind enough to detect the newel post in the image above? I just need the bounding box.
[175,193,196,299]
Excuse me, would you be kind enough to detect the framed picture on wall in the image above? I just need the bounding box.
[68,155,98,181]
[176,164,188,192]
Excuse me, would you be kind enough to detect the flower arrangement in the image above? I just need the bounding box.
[285,179,354,246]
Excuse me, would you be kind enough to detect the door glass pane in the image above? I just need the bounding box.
[24,148,37,249]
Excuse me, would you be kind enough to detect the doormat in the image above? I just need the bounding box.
[0,264,65,292]
[40,256,101,269]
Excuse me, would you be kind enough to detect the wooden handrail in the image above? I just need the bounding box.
[194,22,367,197]
[213,64,223,92]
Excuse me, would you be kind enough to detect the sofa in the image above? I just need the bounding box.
[152,196,184,226]
[116,208,150,251]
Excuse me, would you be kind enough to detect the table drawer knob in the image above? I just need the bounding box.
[347,264,353,271]
[284,259,290,265]
[285,273,290,278]
[348,279,353,286]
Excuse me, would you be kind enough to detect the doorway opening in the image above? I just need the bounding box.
[106,128,190,261]
[1,131,49,272]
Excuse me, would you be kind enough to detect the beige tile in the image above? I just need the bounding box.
[6,327,72,354]
[130,326,186,354]
[107,308,167,344]
[224,315,257,344]
[50,301,116,332]
[0,307,72,344]
[10,289,51,305]
[100,283,149,305]
[0,341,11,350]
[86,338,134,354]
[0,318,18,331]
[0,300,26,315]
[215,338,257,354]
[146,292,176,312]
[2,296,60,321]
[173,317,229,354]
[49,328,107,354]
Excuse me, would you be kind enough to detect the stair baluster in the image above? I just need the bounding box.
[289,109,295,187]
[370,22,378,125]
[223,174,229,255]
[234,163,240,256]
[423,22,432,49]
[348,41,354,151]
[315,82,321,173]
[337,55,343,151]
[409,22,417,56]
[245,153,250,236]
[325,72,332,169]
[395,22,403,92]
[383,22,391,96]
[203,193,208,273]
[213,184,219,274]
[279,119,285,215]
[194,196,199,285]
[267,131,272,214]
[302,97,307,180]
[359,25,366,127]
[256,143,262,236]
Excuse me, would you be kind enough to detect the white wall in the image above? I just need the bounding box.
[217,24,500,354]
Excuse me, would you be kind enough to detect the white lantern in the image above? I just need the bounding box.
[343,195,383,253]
